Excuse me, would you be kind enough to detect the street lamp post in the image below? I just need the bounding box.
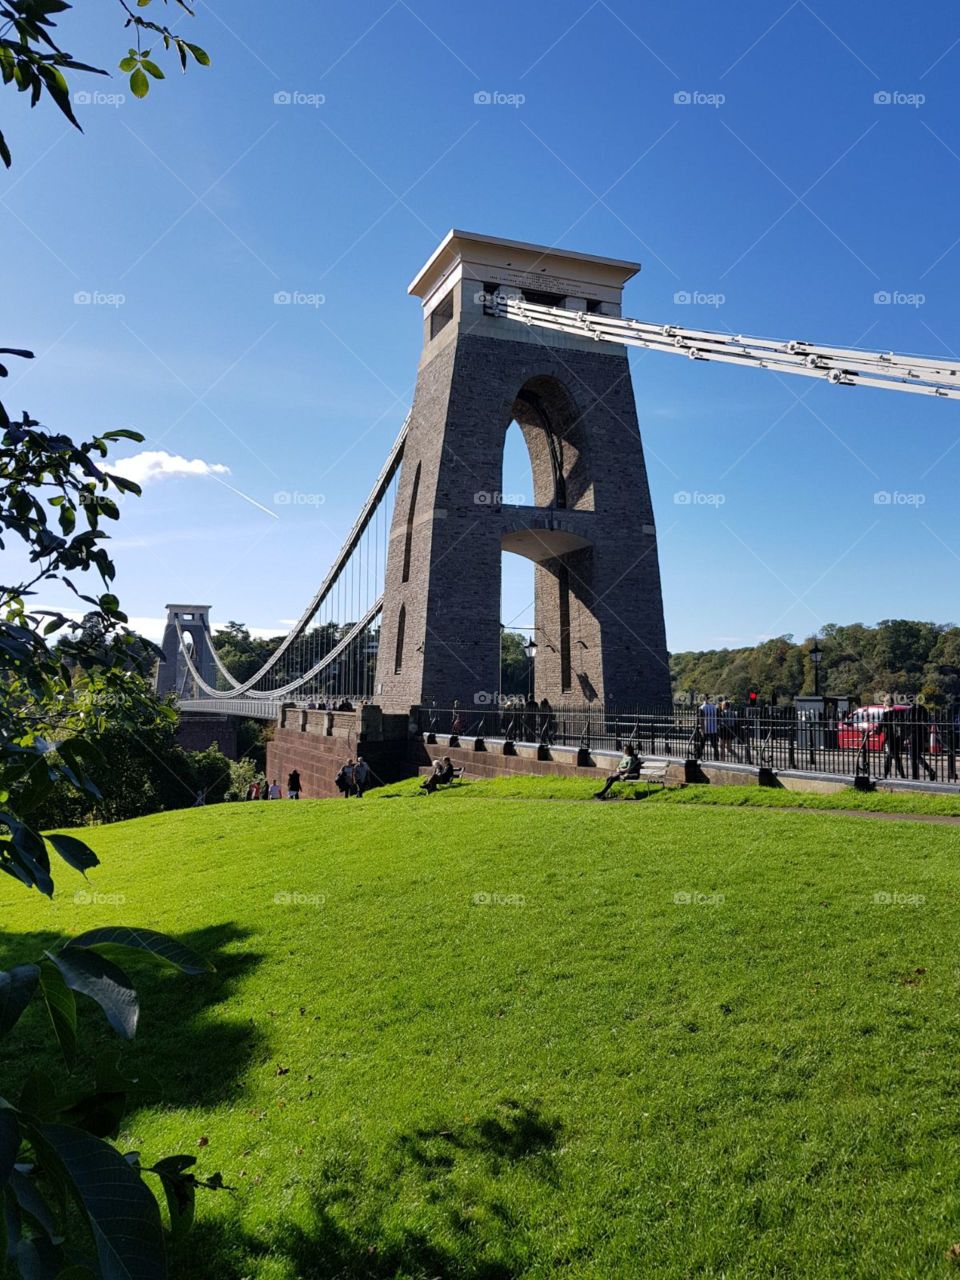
[810,638,823,698]
[523,637,538,699]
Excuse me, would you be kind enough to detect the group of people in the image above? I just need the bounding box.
[696,697,746,761]
[243,760,377,800]
[419,755,464,794]
[245,770,301,801]
[877,698,938,781]
[334,756,371,797]
[442,696,556,744]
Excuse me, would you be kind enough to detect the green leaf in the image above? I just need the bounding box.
[36,63,81,131]
[65,928,213,975]
[101,429,144,443]
[46,834,99,875]
[140,60,164,80]
[0,813,53,896]
[118,57,138,73]
[147,1155,195,1241]
[129,66,149,98]
[0,964,40,1038]
[48,950,139,1041]
[8,1167,57,1239]
[38,961,77,1069]
[185,42,210,66]
[29,1123,166,1280]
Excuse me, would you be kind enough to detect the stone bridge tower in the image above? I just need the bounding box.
[155,603,216,699]
[375,230,670,712]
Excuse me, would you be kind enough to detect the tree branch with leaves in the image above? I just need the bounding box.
[0,3,225,1274]
[0,0,209,167]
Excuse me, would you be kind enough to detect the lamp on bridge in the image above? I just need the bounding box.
[810,638,823,697]
[523,637,538,698]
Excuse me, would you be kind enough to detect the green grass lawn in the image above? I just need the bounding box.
[376,772,960,814]
[4,795,960,1278]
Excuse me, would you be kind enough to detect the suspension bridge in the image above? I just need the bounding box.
[157,230,960,728]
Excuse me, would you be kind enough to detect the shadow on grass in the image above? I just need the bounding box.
[393,1097,561,1182]
[177,1099,563,1279]
[0,922,266,1110]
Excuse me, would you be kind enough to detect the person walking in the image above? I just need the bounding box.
[287,768,302,800]
[268,779,282,800]
[698,697,719,760]
[908,703,937,781]
[719,699,740,761]
[880,698,905,779]
[353,756,370,797]
[335,758,355,797]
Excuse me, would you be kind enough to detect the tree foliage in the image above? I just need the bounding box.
[670,619,960,705]
[1,2,223,1273]
[1,928,224,1276]
[0,0,209,168]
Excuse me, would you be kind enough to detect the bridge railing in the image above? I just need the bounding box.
[416,702,960,784]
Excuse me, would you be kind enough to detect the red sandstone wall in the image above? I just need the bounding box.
[267,725,416,798]
[176,713,238,758]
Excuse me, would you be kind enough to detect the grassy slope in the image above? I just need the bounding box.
[377,773,960,814]
[4,797,960,1279]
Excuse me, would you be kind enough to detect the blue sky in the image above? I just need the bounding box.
[5,0,960,651]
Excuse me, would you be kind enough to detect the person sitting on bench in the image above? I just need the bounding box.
[420,755,463,794]
[594,744,641,800]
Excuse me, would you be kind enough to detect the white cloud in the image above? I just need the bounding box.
[109,450,230,486]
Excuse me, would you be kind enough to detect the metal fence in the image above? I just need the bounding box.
[416,702,960,785]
